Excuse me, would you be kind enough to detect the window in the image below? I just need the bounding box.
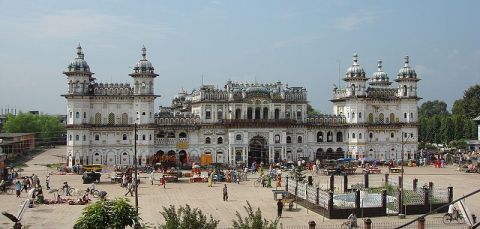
[142,112,146,115]
[149,134,152,140]
[247,108,253,119]
[391,133,394,138]
[83,112,87,119]
[403,85,407,96]
[285,111,291,119]
[410,133,414,138]
[263,108,269,119]
[236,134,242,141]
[167,132,175,138]
[404,113,407,119]
[217,137,223,144]
[255,107,260,119]
[327,131,333,142]
[368,113,374,123]
[179,132,187,138]
[206,110,211,120]
[352,133,356,139]
[95,113,102,124]
[235,109,241,119]
[122,113,128,125]
[83,135,86,141]
[369,133,373,139]
[217,110,223,120]
[286,136,292,143]
[410,113,414,119]
[135,134,138,140]
[142,134,146,140]
[351,112,355,119]
[359,133,362,139]
[69,112,72,118]
[205,137,211,144]
[379,113,384,124]
[275,135,280,143]
[390,113,395,123]
[297,136,303,143]
[336,132,343,142]
[317,132,324,142]
[274,109,280,120]
[95,135,100,141]
[358,112,362,118]
[108,113,115,125]
[75,112,80,119]
[75,135,79,141]
[123,134,127,140]
[68,135,72,141]
[296,111,302,120]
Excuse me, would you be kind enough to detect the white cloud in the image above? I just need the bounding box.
[335,10,377,31]
[0,9,174,40]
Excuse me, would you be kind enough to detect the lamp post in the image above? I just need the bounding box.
[399,132,413,218]
[133,123,140,228]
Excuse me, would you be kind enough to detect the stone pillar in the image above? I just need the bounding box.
[417,217,425,229]
[399,176,403,189]
[355,189,361,210]
[384,173,389,187]
[364,218,372,229]
[316,187,320,205]
[285,176,289,192]
[343,174,348,192]
[364,173,369,189]
[413,178,418,191]
[448,187,453,203]
[328,191,334,210]
[423,186,430,213]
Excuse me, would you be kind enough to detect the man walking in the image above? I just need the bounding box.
[45,175,50,190]
[149,171,155,185]
[277,199,284,218]
[223,184,228,201]
[15,181,22,197]
[124,181,133,196]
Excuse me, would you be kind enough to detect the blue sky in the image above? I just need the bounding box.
[0,0,479,114]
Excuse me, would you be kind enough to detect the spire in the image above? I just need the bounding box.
[141,46,147,60]
[353,52,359,65]
[404,55,409,67]
[377,60,383,71]
[76,44,84,60]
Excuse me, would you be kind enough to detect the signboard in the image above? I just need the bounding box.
[176,141,189,149]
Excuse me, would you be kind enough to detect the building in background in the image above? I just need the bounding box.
[466,115,480,152]
[63,46,419,166]
[0,133,36,157]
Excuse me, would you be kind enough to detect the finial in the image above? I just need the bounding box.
[353,52,359,64]
[141,46,147,60]
[404,55,409,66]
[76,44,84,59]
[377,60,383,71]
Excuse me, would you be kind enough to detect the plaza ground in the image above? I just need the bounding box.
[1,146,479,228]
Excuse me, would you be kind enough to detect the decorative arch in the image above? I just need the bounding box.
[95,113,102,124]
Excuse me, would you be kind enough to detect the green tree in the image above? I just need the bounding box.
[452,115,464,140]
[74,198,138,229]
[431,116,442,143]
[160,205,219,229]
[462,85,480,118]
[232,201,278,229]
[440,116,455,144]
[307,104,320,116]
[290,164,306,182]
[418,100,449,119]
[464,119,474,139]
[452,99,465,117]
[3,112,65,145]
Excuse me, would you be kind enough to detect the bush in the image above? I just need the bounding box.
[232,201,278,229]
[74,198,138,229]
[160,204,219,229]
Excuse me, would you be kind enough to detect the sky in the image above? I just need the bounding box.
[0,0,479,115]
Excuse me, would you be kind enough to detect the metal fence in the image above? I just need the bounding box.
[431,187,450,204]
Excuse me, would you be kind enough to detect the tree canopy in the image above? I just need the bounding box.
[453,85,480,118]
[2,112,65,145]
[74,198,138,229]
[418,100,449,119]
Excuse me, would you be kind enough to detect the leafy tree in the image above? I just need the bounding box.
[307,104,320,116]
[418,100,449,119]
[431,116,442,143]
[74,198,138,229]
[452,115,464,141]
[462,85,480,119]
[232,201,278,229]
[160,205,219,229]
[452,99,465,117]
[290,165,306,182]
[3,112,65,145]
[440,116,455,144]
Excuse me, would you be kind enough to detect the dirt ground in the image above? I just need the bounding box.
[0,146,479,228]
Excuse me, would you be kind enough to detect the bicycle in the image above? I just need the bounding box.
[253,177,263,187]
[51,186,76,196]
[443,211,465,224]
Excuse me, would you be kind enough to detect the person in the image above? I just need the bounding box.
[448,204,458,219]
[98,191,107,200]
[125,181,133,196]
[23,177,29,192]
[277,199,284,218]
[15,181,22,197]
[0,179,5,192]
[88,182,96,194]
[122,174,127,188]
[160,175,166,189]
[149,171,155,185]
[347,212,358,228]
[45,175,50,190]
[223,184,228,201]
[56,194,64,203]
[208,172,213,187]
[63,182,70,196]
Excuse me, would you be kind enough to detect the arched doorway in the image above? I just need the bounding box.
[248,136,268,165]
[315,148,324,160]
[334,148,345,160]
[150,150,165,165]
[179,150,187,166]
[121,152,129,165]
[326,148,334,159]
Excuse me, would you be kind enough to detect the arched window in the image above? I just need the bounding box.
[297,136,303,143]
[83,135,86,141]
[142,134,146,140]
[235,109,241,119]
[108,113,115,125]
[179,132,187,138]
[379,113,384,124]
[205,137,211,144]
[263,107,269,119]
[217,137,223,144]
[404,113,407,119]
[274,135,280,143]
[410,113,414,119]
[369,132,373,139]
[317,132,324,142]
[255,107,261,119]
[167,132,175,138]
[368,113,373,123]
[236,134,242,141]
[286,136,292,143]
[247,108,253,119]
[205,110,211,120]
[327,131,333,142]
[95,113,102,124]
[123,134,127,140]
[217,110,223,120]
[403,85,407,96]
[75,135,79,141]
[122,113,128,125]
[274,109,280,120]
[95,134,100,141]
[390,113,395,123]
[351,112,355,119]
[391,132,394,138]
[336,132,343,142]
[358,112,362,119]
[75,112,80,119]
[352,133,356,139]
[359,133,362,139]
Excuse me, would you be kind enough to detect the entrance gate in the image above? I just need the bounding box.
[248,136,268,165]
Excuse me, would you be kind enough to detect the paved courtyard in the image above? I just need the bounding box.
[1,147,479,228]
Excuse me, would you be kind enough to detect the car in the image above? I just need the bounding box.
[82,171,101,184]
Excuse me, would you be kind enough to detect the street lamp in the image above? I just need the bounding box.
[133,123,140,228]
[399,132,414,218]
